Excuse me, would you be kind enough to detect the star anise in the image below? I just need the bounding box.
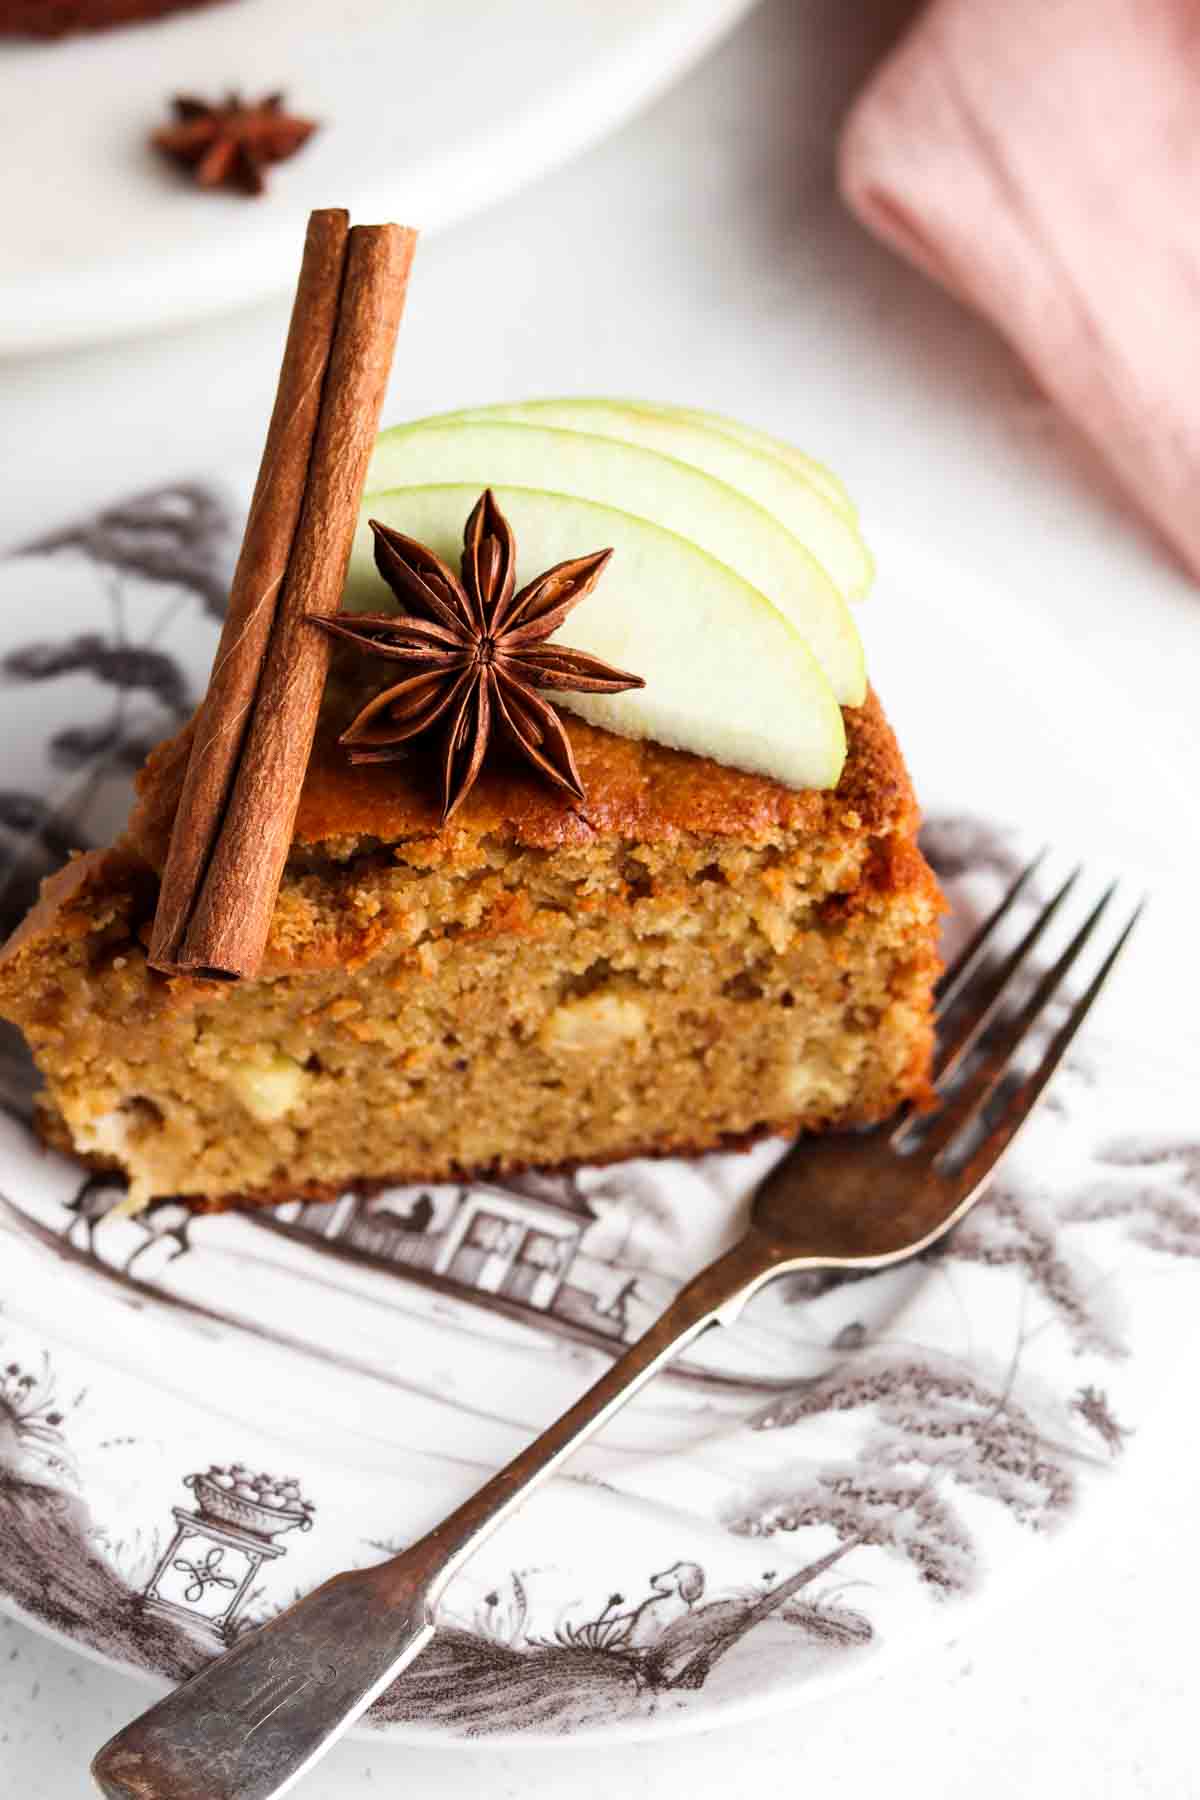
[311,490,644,822]
[151,92,317,197]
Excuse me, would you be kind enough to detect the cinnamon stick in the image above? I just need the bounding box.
[149,216,417,980]
[149,207,349,971]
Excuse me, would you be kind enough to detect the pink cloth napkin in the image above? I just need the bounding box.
[839,0,1200,580]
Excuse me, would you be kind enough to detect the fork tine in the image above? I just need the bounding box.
[951,901,1145,1198]
[916,880,1121,1159]
[934,846,1047,1017]
[891,861,1079,1144]
[930,863,1080,1085]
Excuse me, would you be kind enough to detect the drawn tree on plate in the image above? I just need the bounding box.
[0,484,234,930]
[1062,1135,1200,1259]
[928,1129,1200,1373]
[667,1074,1196,1691]
[929,1178,1129,1359]
[664,1350,1084,1688]
[21,483,234,620]
[3,632,191,774]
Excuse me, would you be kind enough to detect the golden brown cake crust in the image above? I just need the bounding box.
[128,688,917,868]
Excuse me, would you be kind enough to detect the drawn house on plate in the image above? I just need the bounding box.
[437,1188,584,1308]
[268,1182,638,1345]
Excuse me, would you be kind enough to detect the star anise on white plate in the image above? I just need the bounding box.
[151,91,317,197]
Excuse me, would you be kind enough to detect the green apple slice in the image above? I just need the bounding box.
[648,401,856,522]
[411,399,857,522]
[366,420,865,706]
[434,396,874,602]
[348,484,847,791]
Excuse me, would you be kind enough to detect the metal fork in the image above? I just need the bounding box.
[92,857,1140,1800]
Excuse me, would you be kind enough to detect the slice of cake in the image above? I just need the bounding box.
[0,217,942,1212]
[0,685,939,1210]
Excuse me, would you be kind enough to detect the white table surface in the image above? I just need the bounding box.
[2,2,1196,1793]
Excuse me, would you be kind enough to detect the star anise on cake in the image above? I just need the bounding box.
[151,92,317,196]
[311,490,644,822]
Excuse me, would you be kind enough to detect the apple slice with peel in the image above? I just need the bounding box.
[346,484,847,791]
[365,420,865,707]
[648,401,856,522]
[407,399,857,523]
[431,396,874,602]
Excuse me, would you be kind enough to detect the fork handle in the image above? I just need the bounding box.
[414,1229,774,1597]
[92,1232,772,1800]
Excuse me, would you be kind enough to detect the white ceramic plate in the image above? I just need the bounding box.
[0,481,1195,1745]
[0,0,758,354]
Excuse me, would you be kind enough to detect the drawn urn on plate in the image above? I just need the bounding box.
[141,1465,314,1648]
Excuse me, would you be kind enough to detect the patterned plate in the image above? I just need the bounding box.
[0,486,1195,1744]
